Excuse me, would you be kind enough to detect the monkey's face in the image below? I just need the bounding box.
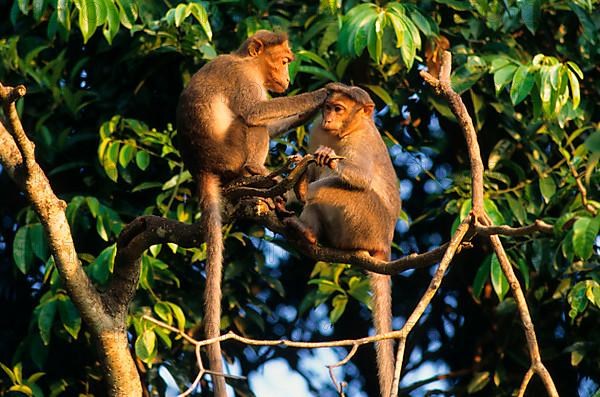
[321,94,357,133]
[262,41,294,93]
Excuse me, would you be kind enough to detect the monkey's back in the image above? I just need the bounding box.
[176,55,250,177]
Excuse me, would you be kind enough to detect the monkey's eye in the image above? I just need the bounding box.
[334,106,343,113]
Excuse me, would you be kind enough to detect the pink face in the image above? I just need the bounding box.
[321,93,355,132]
[321,92,374,133]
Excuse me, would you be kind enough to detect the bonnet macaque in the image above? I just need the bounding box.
[176,30,327,396]
[289,83,401,397]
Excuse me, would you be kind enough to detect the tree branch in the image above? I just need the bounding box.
[0,81,142,396]
[421,53,559,397]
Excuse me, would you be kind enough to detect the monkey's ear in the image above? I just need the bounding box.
[248,39,264,57]
[363,103,375,117]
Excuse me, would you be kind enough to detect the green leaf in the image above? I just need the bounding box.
[363,84,399,116]
[585,131,600,153]
[103,0,120,44]
[467,371,490,393]
[18,0,30,14]
[135,150,150,171]
[115,0,137,29]
[9,385,33,396]
[572,216,600,260]
[330,294,348,323]
[74,0,97,43]
[93,0,107,26]
[539,175,556,204]
[472,261,489,301]
[57,296,81,339]
[483,199,505,225]
[567,69,581,109]
[189,3,212,40]
[29,224,49,261]
[154,302,172,325]
[103,141,120,182]
[174,3,189,27]
[347,277,371,305]
[493,64,517,94]
[88,244,117,284]
[516,258,530,290]
[32,0,45,21]
[165,302,186,331]
[0,362,16,383]
[490,254,509,301]
[366,13,384,63]
[13,226,35,273]
[56,0,71,30]
[567,61,583,79]
[135,330,157,363]
[510,65,534,105]
[118,143,135,168]
[297,65,337,82]
[38,299,58,345]
[506,194,527,225]
[518,0,541,34]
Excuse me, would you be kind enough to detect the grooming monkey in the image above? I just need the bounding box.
[176,30,327,396]
[289,83,400,397]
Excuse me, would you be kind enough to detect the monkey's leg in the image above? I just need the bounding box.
[284,216,318,245]
[243,126,270,176]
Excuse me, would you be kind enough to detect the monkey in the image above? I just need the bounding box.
[176,30,327,396]
[288,83,401,397]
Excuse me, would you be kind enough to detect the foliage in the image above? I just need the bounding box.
[1,0,599,396]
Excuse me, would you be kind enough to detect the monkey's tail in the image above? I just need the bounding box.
[370,272,394,397]
[199,172,227,397]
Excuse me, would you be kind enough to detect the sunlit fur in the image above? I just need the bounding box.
[176,30,326,397]
[296,83,400,397]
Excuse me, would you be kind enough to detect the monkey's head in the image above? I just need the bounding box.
[321,83,375,134]
[237,30,294,94]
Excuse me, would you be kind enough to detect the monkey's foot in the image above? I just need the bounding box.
[273,196,295,217]
[283,217,317,245]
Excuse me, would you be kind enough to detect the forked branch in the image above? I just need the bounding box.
[420,52,559,397]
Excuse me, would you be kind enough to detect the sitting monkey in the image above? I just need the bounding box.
[289,83,401,397]
[176,30,327,396]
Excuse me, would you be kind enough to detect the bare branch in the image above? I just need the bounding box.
[517,367,535,397]
[420,52,485,214]
[474,219,554,236]
[0,82,35,168]
[489,235,559,397]
[420,54,559,397]
[390,217,471,397]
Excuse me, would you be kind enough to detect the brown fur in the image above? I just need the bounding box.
[295,84,400,397]
[176,30,327,396]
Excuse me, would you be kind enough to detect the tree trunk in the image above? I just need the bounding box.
[97,329,143,397]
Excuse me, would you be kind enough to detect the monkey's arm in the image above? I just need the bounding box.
[242,89,327,126]
[267,110,317,138]
[334,157,373,190]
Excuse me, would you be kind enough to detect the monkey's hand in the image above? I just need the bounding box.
[314,146,339,169]
[287,154,303,165]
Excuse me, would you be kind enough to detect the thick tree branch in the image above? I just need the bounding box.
[105,216,204,313]
[0,82,142,397]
